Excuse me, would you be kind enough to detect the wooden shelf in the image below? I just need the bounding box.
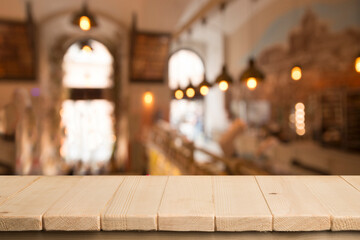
[0,176,360,232]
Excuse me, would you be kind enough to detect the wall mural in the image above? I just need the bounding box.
[246,9,360,150]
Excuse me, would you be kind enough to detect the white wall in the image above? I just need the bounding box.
[171,17,230,138]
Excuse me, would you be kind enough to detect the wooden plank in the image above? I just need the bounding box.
[301,176,360,231]
[0,176,39,205]
[0,176,80,231]
[256,176,330,231]
[2,231,360,240]
[342,176,360,192]
[43,176,123,231]
[213,176,272,231]
[102,176,168,231]
[158,176,214,231]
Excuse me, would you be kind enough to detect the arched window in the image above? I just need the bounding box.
[63,40,113,88]
[168,49,204,89]
[168,49,205,141]
[60,39,115,172]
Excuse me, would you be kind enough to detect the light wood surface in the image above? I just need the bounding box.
[256,176,330,231]
[43,176,123,231]
[0,175,360,232]
[102,176,167,231]
[0,176,80,231]
[342,176,360,192]
[0,176,39,204]
[1,231,360,240]
[301,176,360,231]
[158,176,214,231]
[213,176,272,231]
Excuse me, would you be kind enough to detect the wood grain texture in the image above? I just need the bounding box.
[43,176,123,231]
[102,176,168,231]
[256,176,330,231]
[0,176,80,231]
[0,176,360,232]
[158,176,214,232]
[213,176,272,231]
[0,176,39,205]
[301,176,360,231]
[2,231,360,240]
[342,176,360,192]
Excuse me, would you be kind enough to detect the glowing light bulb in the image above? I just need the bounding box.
[291,66,302,80]
[246,77,257,90]
[175,90,184,100]
[82,45,92,53]
[186,88,195,98]
[296,128,306,136]
[219,80,228,91]
[200,85,209,96]
[296,122,305,129]
[294,102,305,136]
[295,102,305,110]
[143,91,153,105]
[355,56,360,73]
[79,16,91,31]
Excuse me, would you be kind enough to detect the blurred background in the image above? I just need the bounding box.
[0,0,359,176]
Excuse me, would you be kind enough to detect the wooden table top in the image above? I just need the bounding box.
[0,175,359,232]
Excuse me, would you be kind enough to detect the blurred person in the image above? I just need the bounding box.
[12,89,37,175]
[218,118,246,157]
[256,122,281,162]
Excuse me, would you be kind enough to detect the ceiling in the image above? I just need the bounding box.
[0,0,201,32]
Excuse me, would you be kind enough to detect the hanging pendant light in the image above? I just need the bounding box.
[355,53,360,73]
[199,74,212,96]
[215,65,233,92]
[185,82,196,99]
[239,58,265,90]
[79,39,93,53]
[72,2,98,31]
[174,86,184,100]
[291,65,302,80]
[214,2,233,92]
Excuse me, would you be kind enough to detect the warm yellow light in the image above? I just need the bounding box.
[296,116,305,123]
[200,85,209,96]
[82,45,92,53]
[186,88,195,98]
[291,66,302,80]
[175,89,184,100]
[295,102,305,110]
[296,128,306,136]
[79,16,91,31]
[143,91,153,105]
[296,122,305,129]
[219,80,229,91]
[246,77,257,90]
[356,57,360,73]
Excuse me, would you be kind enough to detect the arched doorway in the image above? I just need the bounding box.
[60,39,115,174]
[168,49,205,141]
